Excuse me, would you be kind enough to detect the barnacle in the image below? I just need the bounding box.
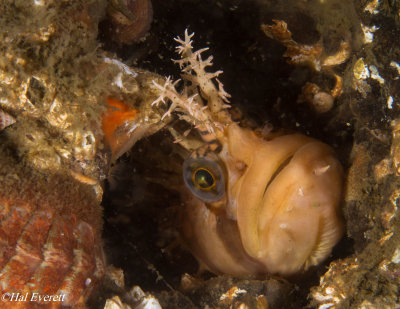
[102,97,140,159]
[101,92,169,161]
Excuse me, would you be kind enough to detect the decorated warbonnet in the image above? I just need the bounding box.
[153,30,344,277]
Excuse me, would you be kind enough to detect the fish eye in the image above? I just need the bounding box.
[183,157,225,202]
[192,167,216,190]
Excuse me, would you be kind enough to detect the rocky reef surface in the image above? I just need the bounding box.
[1,0,400,308]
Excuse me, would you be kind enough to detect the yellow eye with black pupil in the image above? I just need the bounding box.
[183,157,225,202]
[193,168,215,190]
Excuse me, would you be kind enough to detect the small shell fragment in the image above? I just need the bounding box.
[106,0,153,44]
[126,286,162,309]
[392,248,400,263]
[313,92,334,113]
[104,296,132,309]
[353,58,370,80]
[134,297,162,309]
[219,286,247,304]
[0,109,16,130]
[106,265,125,288]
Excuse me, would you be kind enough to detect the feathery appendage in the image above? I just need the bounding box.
[152,29,232,134]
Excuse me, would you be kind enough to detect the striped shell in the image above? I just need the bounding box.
[106,0,153,44]
[0,152,105,308]
[0,110,16,131]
